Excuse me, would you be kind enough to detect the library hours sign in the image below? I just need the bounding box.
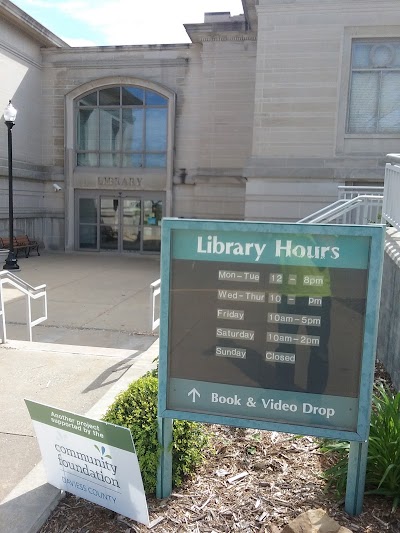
[158,219,384,442]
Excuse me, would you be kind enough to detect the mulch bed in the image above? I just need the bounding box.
[39,363,400,532]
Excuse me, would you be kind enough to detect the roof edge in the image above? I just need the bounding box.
[242,0,258,31]
[0,0,70,48]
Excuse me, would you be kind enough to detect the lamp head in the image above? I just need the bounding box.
[4,100,17,123]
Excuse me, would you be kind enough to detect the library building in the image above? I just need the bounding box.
[1,0,400,252]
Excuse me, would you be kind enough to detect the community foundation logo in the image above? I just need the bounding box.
[56,442,119,488]
[94,444,112,460]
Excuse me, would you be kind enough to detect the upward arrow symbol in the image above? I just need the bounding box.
[188,388,200,403]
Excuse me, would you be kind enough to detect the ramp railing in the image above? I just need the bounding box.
[384,155,400,231]
[150,278,161,332]
[0,270,47,343]
[337,185,384,200]
[298,194,383,225]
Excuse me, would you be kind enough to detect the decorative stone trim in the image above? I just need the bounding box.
[47,59,189,69]
[0,38,42,69]
[195,35,257,42]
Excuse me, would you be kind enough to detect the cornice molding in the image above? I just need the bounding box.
[242,0,258,31]
[0,0,69,47]
[185,19,253,43]
[257,0,400,14]
[43,58,191,69]
[196,34,257,42]
[0,37,42,69]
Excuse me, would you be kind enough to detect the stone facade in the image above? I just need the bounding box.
[245,0,400,221]
[1,0,400,251]
[0,1,67,250]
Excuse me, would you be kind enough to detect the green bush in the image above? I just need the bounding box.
[103,373,207,494]
[320,384,400,510]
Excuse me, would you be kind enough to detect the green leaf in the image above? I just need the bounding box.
[102,369,208,494]
[321,384,400,506]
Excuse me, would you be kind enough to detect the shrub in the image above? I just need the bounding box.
[103,372,208,494]
[320,384,400,510]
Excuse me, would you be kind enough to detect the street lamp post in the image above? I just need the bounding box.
[3,100,19,270]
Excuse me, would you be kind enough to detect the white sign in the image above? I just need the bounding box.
[25,399,149,526]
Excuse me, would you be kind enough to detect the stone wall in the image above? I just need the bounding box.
[7,0,400,251]
[0,16,43,166]
[41,38,256,230]
[0,15,64,249]
[245,0,400,222]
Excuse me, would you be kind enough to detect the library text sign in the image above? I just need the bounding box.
[158,220,384,442]
[157,219,384,514]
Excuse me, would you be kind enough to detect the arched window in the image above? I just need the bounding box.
[76,86,168,168]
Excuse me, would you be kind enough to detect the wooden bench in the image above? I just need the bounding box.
[0,235,40,258]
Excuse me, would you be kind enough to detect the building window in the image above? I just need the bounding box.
[76,86,168,167]
[347,41,400,134]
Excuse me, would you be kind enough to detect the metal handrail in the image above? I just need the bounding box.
[337,185,384,198]
[297,199,348,223]
[1,270,46,294]
[0,270,47,343]
[383,160,400,232]
[298,195,383,225]
[150,278,161,332]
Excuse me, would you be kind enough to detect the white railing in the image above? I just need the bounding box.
[298,194,383,225]
[383,155,400,232]
[0,271,47,343]
[337,186,384,224]
[150,278,161,332]
[337,185,384,200]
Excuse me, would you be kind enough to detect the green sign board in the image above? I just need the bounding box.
[25,400,149,526]
[158,220,384,442]
[157,219,385,514]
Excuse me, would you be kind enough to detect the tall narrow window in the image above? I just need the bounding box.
[347,41,400,134]
[76,86,168,167]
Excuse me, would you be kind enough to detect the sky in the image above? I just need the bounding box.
[11,0,245,47]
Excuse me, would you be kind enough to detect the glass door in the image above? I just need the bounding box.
[78,197,98,249]
[143,200,162,252]
[122,198,141,251]
[77,193,163,252]
[100,197,119,250]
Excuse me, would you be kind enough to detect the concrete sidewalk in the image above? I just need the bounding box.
[0,252,161,532]
[2,252,160,343]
